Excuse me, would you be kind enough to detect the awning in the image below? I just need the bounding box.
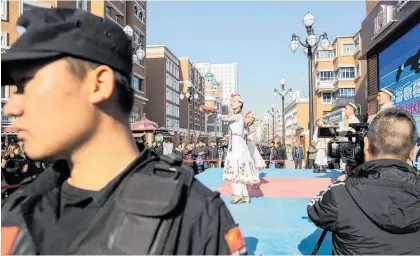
[1,126,18,135]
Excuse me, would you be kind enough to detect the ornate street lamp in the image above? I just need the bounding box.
[179,81,198,142]
[289,12,330,146]
[274,79,292,146]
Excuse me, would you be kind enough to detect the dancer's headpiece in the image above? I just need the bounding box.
[231,93,244,103]
[245,111,255,118]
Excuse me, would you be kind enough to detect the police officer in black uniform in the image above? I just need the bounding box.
[1,8,246,255]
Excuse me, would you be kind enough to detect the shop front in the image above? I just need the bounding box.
[361,0,420,169]
[361,0,420,116]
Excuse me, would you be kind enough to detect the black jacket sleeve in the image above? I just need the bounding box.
[177,193,247,255]
[307,182,343,232]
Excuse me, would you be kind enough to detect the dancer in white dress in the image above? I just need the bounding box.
[218,94,260,204]
[244,111,266,169]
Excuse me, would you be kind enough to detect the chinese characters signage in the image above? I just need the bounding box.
[373,5,394,37]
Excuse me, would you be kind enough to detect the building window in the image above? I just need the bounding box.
[134,31,141,45]
[2,0,8,21]
[342,43,355,56]
[317,50,334,60]
[106,6,111,17]
[355,62,361,77]
[334,88,355,98]
[133,76,142,91]
[134,4,145,22]
[76,0,87,11]
[115,14,123,24]
[322,92,332,104]
[354,35,360,53]
[336,67,355,80]
[1,31,8,48]
[318,71,334,81]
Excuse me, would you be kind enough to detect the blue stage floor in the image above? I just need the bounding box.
[196,168,339,255]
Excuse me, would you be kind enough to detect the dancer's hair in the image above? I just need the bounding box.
[245,111,256,126]
[231,94,244,114]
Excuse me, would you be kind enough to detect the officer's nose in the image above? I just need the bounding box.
[3,94,24,117]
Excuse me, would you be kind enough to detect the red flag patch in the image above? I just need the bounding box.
[224,226,246,254]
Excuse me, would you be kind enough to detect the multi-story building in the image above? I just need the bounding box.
[145,45,180,131]
[311,30,366,125]
[1,0,147,139]
[284,91,309,147]
[178,57,205,134]
[194,63,238,106]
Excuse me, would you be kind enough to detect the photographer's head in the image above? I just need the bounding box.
[364,108,418,162]
[1,9,135,161]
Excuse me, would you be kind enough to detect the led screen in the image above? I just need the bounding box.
[379,23,420,168]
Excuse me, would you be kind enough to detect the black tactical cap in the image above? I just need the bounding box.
[2,8,133,85]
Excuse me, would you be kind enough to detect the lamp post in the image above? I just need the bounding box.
[266,106,279,142]
[274,79,292,146]
[123,25,146,123]
[289,12,330,144]
[123,25,146,67]
[179,81,198,142]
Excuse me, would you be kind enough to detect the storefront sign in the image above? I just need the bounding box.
[323,109,344,125]
[373,5,394,37]
[397,0,411,11]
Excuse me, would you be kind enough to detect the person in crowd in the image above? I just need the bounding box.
[208,141,218,168]
[218,94,259,204]
[1,143,27,186]
[218,139,229,168]
[292,142,304,169]
[261,142,271,168]
[1,9,243,255]
[276,142,287,168]
[173,142,185,158]
[313,118,329,173]
[193,141,208,174]
[308,107,420,254]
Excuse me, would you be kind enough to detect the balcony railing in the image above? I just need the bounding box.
[332,97,355,110]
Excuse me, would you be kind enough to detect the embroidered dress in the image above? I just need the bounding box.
[220,114,260,185]
[245,125,266,170]
[314,127,328,166]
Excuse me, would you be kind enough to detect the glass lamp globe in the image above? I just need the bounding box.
[303,12,315,27]
[290,38,299,53]
[307,34,317,47]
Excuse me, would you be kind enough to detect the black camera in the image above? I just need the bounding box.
[318,123,369,169]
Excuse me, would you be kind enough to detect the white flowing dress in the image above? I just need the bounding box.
[245,125,266,170]
[220,114,260,185]
[314,127,329,166]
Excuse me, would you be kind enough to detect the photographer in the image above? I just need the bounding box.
[307,107,420,255]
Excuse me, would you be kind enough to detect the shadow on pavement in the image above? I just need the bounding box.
[244,236,259,255]
[298,228,332,255]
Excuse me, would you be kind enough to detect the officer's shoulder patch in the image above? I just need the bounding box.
[224,225,246,254]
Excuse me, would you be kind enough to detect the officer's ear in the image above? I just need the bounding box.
[86,65,115,105]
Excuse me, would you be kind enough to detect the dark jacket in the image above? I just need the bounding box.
[308,159,420,255]
[2,152,244,255]
[292,146,304,160]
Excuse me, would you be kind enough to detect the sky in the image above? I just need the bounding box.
[147,1,366,119]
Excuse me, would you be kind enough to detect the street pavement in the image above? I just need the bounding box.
[196,167,341,255]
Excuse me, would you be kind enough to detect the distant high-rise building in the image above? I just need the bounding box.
[194,63,238,106]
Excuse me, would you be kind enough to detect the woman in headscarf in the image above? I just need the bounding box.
[218,94,260,204]
[244,111,265,188]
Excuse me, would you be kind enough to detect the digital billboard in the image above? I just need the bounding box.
[379,23,420,169]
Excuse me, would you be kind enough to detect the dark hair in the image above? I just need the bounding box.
[63,57,133,115]
[367,107,418,160]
